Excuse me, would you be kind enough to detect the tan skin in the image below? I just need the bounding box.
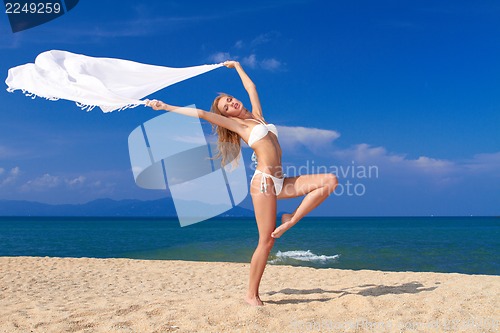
[146,60,338,306]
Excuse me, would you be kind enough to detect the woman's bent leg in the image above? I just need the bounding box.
[272,173,338,238]
[246,173,277,306]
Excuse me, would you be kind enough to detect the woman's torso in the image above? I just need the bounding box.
[236,117,283,178]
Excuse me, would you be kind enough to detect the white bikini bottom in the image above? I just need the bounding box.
[251,169,285,196]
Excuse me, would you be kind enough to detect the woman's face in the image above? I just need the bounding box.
[217,95,243,117]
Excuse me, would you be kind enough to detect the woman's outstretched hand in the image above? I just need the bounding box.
[145,99,169,111]
[223,60,240,68]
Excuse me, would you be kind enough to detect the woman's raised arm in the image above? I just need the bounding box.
[145,99,243,134]
[145,99,199,117]
[224,61,263,120]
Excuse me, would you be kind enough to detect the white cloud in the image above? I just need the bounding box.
[260,58,282,71]
[210,31,284,71]
[277,125,341,151]
[334,143,393,163]
[412,156,455,174]
[0,168,137,204]
[11,167,20,176]
[208,52,233,63]
[22,173,61,191]
[91,180,102,188]
[21,173,90,191]
[330,143,500,184]
[332,144,456,175]
[0,167,20,187]
[241,54,257,68]
[66,176,86,187]
[210,51,282,71]
[462,152,500,175]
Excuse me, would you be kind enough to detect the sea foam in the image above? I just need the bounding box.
[268,250,340,265]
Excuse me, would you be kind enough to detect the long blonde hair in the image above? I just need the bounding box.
[210,93,242,168]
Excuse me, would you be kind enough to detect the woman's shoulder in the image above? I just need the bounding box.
[232,117,266,126]
[247,116,268,124]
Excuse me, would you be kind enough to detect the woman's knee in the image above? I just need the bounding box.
[323,173,338,194]
[258,237,275,250]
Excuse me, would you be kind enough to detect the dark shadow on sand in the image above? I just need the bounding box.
[354,282,437,297]
[264,282,438,305]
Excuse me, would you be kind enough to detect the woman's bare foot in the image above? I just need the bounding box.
[271,213,296,238]
[245,295,264,306]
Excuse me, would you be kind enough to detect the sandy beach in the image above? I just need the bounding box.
[0,256,498,332]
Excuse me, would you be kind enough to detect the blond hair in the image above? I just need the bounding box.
[210,93,242,168]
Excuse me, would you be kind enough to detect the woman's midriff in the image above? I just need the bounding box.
[251,136,284,178]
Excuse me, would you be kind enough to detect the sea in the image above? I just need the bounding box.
[0,216,498,275]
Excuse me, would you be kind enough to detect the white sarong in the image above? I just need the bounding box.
[5,50,223,112]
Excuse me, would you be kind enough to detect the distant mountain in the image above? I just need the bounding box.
[0,198,255,217]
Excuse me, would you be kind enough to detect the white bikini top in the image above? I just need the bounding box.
[247,118,278,147]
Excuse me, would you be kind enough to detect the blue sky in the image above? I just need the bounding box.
[0,0,498,216]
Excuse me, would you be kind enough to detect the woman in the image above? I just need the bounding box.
[146,60,338,306]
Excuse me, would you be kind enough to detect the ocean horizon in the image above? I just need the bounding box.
[0,216,498,276]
